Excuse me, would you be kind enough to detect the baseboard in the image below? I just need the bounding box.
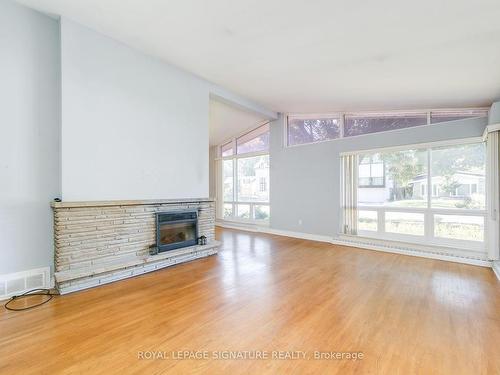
[216,222,492,268]
[216,220,263,232]
[260,227,333,243]
[0,267,52,300]
[492,261,500,281]
[331,237,491,267]
[216,220,332,243]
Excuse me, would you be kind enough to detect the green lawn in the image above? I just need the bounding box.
[358,217,483,241]
[380,198,484,209]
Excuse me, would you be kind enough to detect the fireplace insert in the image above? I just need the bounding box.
[155,210,198,253]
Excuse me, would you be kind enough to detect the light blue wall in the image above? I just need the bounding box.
[0,0,61,274]
[270,115,488,236]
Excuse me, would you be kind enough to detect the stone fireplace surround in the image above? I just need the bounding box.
[51,198,219,294]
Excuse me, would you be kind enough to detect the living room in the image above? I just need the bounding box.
[1,0,499,374]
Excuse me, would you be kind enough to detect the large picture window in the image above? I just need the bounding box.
[218,123,270,223]
[353,140,486,250]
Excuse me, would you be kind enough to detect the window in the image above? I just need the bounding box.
[357,148,428,208]
[431,109,488,124]
[237,155,270,202]
[222,160,233,201]
[358,210,377,231]
[344,112,427,137]
[353,140,486,249]
[259,177,267,192]
[430,143,485,209]
[221,142,233,157]
[218,123,270,223]
[223,203,233,218]
[287,115,340,146]
[236,204,251,219]
[359,154,385,187]
[434,214,484,242]
[237,123,270,154]
[254,205,270,221]
[286,108,488,147]
[385,212,425,236]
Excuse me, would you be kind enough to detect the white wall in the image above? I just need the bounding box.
[0,0,60,274]
[60,18,210,201]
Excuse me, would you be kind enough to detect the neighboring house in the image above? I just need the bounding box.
[358,156,392,205]
[412,171,485,199]
[358,155,485,205]
[223,158,269,202]
[238,159,269,201]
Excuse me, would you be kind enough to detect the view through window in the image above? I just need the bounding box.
[357,142,486,247]
[220,123,270,223]
[287,109,488,147]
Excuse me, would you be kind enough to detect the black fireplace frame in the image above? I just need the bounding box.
[155,210,198,253]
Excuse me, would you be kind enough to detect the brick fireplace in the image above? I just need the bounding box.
[51,198,219,294]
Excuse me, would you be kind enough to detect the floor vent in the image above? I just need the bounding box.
[0,267,51,301]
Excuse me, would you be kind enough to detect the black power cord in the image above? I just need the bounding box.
[4,288,58,311]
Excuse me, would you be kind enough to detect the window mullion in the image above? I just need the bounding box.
[378,208,385,234]
[339,114,345,139]
[233,156,238,203]
[425,148,432,241]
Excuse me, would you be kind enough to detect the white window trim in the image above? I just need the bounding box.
[351,137,487,252]
[285,107,489,148]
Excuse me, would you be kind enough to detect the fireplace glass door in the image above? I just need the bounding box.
[156,211,198,252]
[159,222,196,246]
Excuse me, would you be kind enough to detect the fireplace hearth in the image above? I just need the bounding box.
[156,210,198,253]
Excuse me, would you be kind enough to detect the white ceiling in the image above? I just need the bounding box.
[209,99,267,146]
[18,0,500,113]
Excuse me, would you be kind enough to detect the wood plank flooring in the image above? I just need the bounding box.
[1,227,499,374]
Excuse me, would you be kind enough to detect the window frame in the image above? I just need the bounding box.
[217,122,271,224]
[286,108,488,148]
[346,137,487,252]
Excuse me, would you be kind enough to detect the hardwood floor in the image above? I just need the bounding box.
[1,227,499,374]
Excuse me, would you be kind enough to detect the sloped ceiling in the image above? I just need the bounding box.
[18,0,500,113]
